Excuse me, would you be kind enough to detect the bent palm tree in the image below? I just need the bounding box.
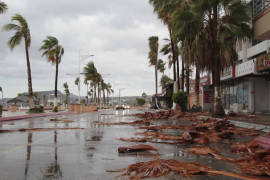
[148,36,159,95]
[0,1,7,14]
[3,14,34,108]
[40,36,64,110]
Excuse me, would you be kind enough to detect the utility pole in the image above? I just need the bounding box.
[118,88,125,105]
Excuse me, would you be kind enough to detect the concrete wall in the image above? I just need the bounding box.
[254,7,270,40]
[254,77,270,112]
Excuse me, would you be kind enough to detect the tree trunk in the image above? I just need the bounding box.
[86,83,88,104]
[155,64,158,95]
[107,91,109,104]
[181,61,185,91]
[24,38,34,109]
[194,65,200,107]
[212,0,224,117]
[54,59,59,108]
[169,28,176,83]
[94,85,97,104]
[176,48,180,91]
[97,83,100,105]
[186,65,190,110]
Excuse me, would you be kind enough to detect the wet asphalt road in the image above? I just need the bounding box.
[0,109,241,180]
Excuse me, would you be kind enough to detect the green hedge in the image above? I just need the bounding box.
[29,106,44,113]
[172,91,188,112]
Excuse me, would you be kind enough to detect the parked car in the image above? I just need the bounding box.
[115,105,125,110]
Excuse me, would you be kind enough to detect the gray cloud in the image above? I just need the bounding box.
[0,0,170,98]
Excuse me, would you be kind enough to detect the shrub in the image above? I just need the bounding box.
[0,105,2,117]
[29,106,44,113]
[172,91,188,112]
[136,98,146,106]
[53,106,58,112]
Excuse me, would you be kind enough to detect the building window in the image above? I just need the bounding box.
[253,0,270,18]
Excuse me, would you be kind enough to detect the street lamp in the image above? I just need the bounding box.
[78,50,94,104]
[118,88,125,105]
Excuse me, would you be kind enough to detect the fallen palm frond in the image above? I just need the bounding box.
[94,120,147,126]
[118,144,158,153]
[136,131,183,141]
[50,119,74,123]
[113,156,260,180]
[235,149,270,176]
[118,137,153,143]
[187,146,235,162]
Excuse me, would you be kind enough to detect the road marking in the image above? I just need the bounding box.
[0,134,54,156]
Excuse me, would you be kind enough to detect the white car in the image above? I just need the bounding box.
[115,105,125,110]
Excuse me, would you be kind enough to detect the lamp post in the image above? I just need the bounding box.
[78,50,94,104]
[118,88,125,105]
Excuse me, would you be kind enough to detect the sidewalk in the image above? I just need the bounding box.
[0,111,75,122]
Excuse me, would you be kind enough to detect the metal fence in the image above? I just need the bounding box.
[253,0,270,18]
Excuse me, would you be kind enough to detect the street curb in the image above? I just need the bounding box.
[0,111,75,122]
[199,115,270,133]
[228,120,270,133]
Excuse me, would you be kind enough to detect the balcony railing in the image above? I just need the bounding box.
[253,0,270,18]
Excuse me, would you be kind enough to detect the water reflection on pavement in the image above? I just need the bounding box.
[0,109,239,180]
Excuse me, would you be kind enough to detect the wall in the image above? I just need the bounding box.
[254,7,270,40]
[254,77,270,112]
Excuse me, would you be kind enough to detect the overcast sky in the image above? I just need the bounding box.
[0,0,170,98]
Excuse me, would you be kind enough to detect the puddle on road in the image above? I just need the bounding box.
[0,110,257,180]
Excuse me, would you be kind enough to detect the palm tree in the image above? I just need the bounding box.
[149,0,184,90]
[0,1,7,14]
[148,36,159,95]
[157,59,166,74]
[189,0,251,116]
[74,77,80,103]
[63,82,70,105]
[3,14,34,108]
[84,79,89,104]
[40,36,64,111]
[83,62,99,104]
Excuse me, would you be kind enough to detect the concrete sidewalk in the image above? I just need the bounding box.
[0,111,75,122]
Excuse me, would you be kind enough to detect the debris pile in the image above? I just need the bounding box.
[118,144,158,153]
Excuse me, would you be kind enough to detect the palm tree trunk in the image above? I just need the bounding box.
[155,64,158,95]
[186,66,190,108]
[107,91,109,104]
[169,28,176,82]
[86,83,88,104]
[94,85,97,104]
[212,1,224,117]
[54,59,59,108]
[194,65,200,106]
[181,61,185,91]
[97,83,100,105]
[175,44,180,91]
[24,38,34,109]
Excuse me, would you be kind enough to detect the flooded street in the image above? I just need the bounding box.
[0,110,246,180]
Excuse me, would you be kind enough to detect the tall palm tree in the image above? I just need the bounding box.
[149,0,185,90]
[63,82,70,105]
[0,1,7,14]
[148,36,159,95]
[83,61,99,104]
[3,14,34,108]
[40,36,64,110]
[74,77,80,103]
[84,79,89,104]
